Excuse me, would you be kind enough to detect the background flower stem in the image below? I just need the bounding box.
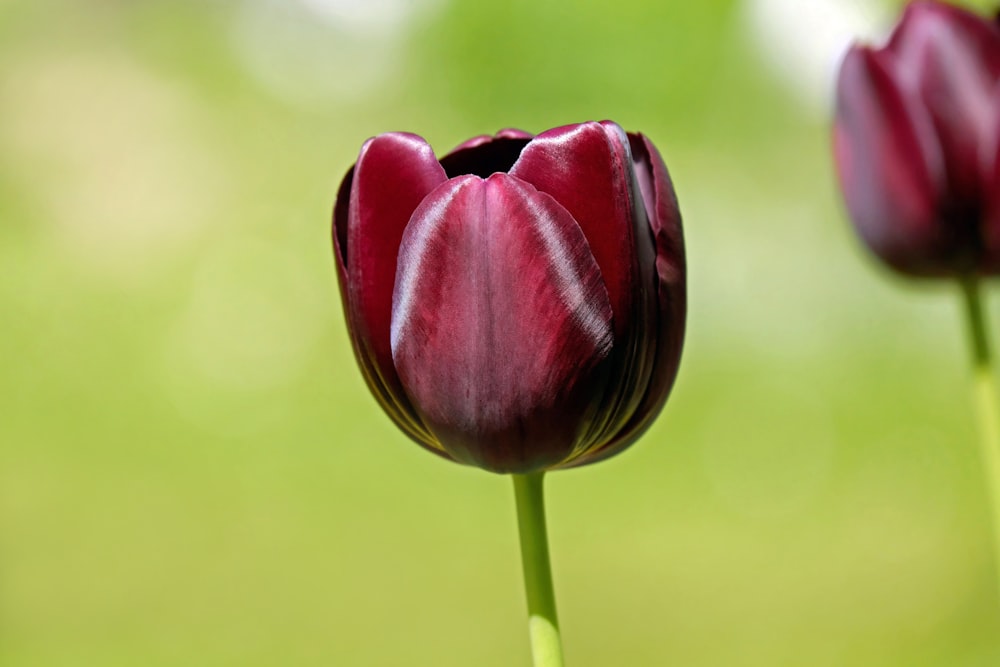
[512,472,565,667]
[961,276,1000,601]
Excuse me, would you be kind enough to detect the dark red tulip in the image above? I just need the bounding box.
[833,0,1000,277]
[332,122,685,474]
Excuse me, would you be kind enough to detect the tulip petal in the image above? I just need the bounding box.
[439,130,533,178]
[629,132,685,296]
[332,165,353,283]
[834,46,958,275]
[390,174,614,473]
[888,1,1000,200]
[337,132,449,451]
[510,121,638,339]
[347,132,447,373]
[567,133,686,467]
[588,123,663,447]
[333,169,442,453]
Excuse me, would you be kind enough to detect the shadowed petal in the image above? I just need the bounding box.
[332,165,353,278]
[834,46,955,275]
[390,174,613,473]
[888,1,1000,200]
[333,168,446,455]
[338,133,448,452]
[565,123,662,459]
[630,132,685,299]
[567,133,686,467]
[446,128,534,154]
[440,131,533,178]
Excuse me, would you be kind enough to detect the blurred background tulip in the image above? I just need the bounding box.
[5,1,1000,666]
[832,0,1000,640]
[833,1,1000,276]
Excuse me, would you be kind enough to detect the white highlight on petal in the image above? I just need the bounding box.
[390,178,472,355]
[390,174,613,360]
[522,193,612,354]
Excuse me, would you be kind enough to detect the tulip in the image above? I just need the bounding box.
[833,0,1000,615]
[332,121,685,475]
[332,121,685,665]
[833,0,1000,277]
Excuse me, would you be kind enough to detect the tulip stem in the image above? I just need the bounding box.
[960,276,1000,603]
[512,472,565,667]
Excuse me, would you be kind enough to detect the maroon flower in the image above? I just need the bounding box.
[833,0,1000,277]
[332,121,685,473]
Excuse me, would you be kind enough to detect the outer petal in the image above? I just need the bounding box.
[510,122,637,339]
[888,1,1000,200]
[566,133,686,467]
[510,122,662,460]
[332,166,353,286]
[335,132,448,451]
[583,122,662,449]
[833,46,956,275]
[390,174,614,473]
[439,129,533,178]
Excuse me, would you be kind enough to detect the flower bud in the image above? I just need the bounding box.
[332,122,686,473]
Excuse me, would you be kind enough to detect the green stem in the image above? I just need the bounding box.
[961,276,1000,600]
[512,472,565,667]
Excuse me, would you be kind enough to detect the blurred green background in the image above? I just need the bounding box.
[3,0,1000,665]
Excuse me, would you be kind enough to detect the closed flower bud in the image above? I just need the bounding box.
[331,122,686,473]
[833,0,1000,277]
